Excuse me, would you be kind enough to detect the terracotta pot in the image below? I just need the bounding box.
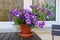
[20,24,31,34]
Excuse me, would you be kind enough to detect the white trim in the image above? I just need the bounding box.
[59,0,60,24]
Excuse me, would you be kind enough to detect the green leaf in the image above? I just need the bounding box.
[45,4,48,8]
[32,8,36,14]
[26,24,32,28]
[37,10,46,21]
[49,6,54,9]
[42,4,44,8]
[14,16,25,25]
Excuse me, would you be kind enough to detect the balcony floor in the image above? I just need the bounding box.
[0,32,41,40]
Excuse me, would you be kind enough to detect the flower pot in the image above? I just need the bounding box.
[20,24,31,34]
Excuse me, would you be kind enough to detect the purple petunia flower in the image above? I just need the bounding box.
[24,9,31,14]
[47,11,51,17]
[16,13,21,17]
[36,6,40,10]
[26,19,31,24]
[42,8,46,13]
[39,23,43,28]
[32,23,35,26]
[30,5,34,8]
[12,9,18,15]
[24,13,31,19]
[34,12,39,16]
[39,21,45,28]
[42,21,45,25]
[33,19,38,25]
[32,15,37,19]
[20,14,25,20]
[12,9,22,17]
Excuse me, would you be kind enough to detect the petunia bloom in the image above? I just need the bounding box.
[20,14,25,20]
[47,11,51,17]
[30,5,34,8]
[42,8,46,13]
[26,19,31,24]
[12,9,22,17]
[33,19,38,25]
[36,6,40,10]
[32,15,37,19]
[32,23,35,26]
[24,13,31,19]
[34,12,39,16]
[39,21,45,28]
[12,9,18,16]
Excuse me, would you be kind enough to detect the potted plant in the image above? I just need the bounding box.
[8,5,51,34]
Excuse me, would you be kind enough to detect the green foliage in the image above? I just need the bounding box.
[42,5,44,8]
[14,16,25,25]
[32,5,47,21]
[45,4,49,8]
[37,10,46,20]
[26,24,32,28]
[41,3,55,21]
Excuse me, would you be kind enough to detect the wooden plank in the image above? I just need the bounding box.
[15,33,35,40]
[22,36,35,40]
[52,25,60,29]
[0,33,6,40]
[15,32,39,40]
[33,32,41,40]
[14,33,21,40]
[14,32,41,40]
[17,32,41,40]
[0,32,41,40]
[2,33,11,40]
[9,32,17,40]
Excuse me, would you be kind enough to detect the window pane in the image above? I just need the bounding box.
[32,0,56,21]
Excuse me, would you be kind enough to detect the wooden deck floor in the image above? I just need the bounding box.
[0,32,41,40]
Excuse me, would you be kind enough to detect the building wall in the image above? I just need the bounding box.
[0,0,23,21]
